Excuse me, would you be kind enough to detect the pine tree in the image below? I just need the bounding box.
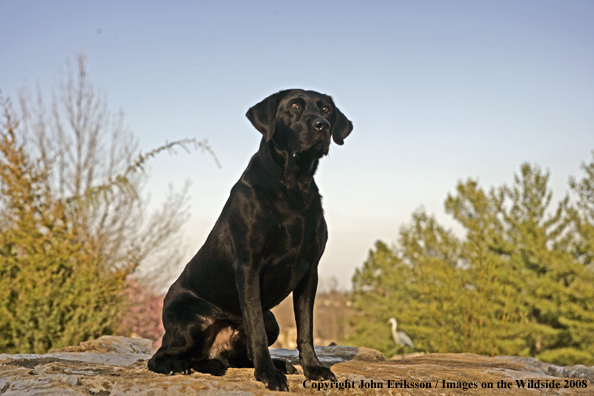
[349,161,594,365]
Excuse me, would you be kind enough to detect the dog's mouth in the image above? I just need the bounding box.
[292,139,329,161]
[313,141,326,152]
[292,142,326,162]
[307,141,328,158]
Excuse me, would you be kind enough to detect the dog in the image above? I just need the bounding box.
[147,89,353,391]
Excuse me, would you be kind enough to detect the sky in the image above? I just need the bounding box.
[1,0,593,291]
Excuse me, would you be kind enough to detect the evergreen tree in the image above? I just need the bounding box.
[349,161,594,365]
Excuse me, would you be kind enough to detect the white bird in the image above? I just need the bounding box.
[387,317,414,349]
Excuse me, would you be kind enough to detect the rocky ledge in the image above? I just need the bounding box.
[1,336,593,395]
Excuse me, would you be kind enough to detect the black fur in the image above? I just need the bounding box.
[148,89,352,391]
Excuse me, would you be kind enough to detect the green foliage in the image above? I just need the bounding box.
[350,159,594,365]
[0,55,216,353]
[0,108,128,353]
[537,348,594,367]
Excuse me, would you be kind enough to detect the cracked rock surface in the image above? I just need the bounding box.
[1,336,593,395]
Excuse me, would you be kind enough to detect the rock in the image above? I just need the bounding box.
[389,352,426,360]
[0,336,153,368]
[49,336,154,355]
[497,356,594,384]
[1,337,592,395]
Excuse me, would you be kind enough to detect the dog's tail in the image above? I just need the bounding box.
[193,359,227,376]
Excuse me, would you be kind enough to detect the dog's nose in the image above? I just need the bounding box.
[314,118,330,132]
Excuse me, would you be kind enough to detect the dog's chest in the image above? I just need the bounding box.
[269,195,322,251]
[251,187,326,306]
[260,202,323,277]
[260,214,319,307]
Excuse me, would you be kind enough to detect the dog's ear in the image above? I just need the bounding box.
[331,106,353,145]
[246,91,283,141]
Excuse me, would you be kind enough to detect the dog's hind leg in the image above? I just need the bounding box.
[147,295,227,376]
[226,310,296,374]
[264,310,298,374]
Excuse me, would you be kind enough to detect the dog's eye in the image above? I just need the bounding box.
[290,103,299,110]
[322,106,330,113]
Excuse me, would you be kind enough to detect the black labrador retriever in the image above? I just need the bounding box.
[147,89,353,391]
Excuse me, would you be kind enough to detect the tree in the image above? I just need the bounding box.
[16,54,204,284]
[0,55,216,353]
[349,161,594,365]
[566,153,594,266]
[0,101,127,352]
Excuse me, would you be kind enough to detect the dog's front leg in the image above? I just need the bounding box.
[236,266,289,391]
[293,270,337,382]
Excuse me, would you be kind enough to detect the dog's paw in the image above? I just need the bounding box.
[303,365,336,382]
[272,358,298,375]
[254,366,289,391]
[193,359,227,376]
[147,356,193,375]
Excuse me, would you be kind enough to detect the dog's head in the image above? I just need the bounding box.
[246,89,352,158]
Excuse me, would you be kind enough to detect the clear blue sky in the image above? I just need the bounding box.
[2,0,593,290]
